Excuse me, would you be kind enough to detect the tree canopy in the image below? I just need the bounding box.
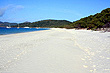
[69,8,110,29]
[13,20,72,28]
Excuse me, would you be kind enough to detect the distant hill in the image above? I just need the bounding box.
[69,8,110,30]
[0,21,18,27]
[13,20,72,28]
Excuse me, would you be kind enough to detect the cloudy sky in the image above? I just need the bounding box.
[0,0,110,23]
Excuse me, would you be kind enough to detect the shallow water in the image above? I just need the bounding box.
[0,27,49,35]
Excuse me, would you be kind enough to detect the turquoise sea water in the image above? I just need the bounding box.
[0,27,49,35]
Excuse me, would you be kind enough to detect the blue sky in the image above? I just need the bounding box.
[0,0,110,23]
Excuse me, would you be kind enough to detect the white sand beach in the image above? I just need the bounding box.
[0,28,110,73]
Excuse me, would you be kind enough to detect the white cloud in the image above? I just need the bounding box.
[0,5,10,17]
[0,4,24,17]
[0,8,5,17]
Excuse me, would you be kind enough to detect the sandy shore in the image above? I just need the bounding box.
[0,28,110,73]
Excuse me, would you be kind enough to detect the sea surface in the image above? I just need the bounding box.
[0,27,49,35]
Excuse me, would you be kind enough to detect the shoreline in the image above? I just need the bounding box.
[0,27,110,36]
[0,28,50,36]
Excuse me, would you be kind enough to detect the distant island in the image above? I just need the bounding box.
[0,8,110,31]
[0,22,17,27]
[13,20,72,28]
[0,20,72,28]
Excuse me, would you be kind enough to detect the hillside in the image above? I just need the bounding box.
[0,21,18,27]
[69,8,110,30]
[13,20,72,28]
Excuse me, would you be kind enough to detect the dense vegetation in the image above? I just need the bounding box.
[13,20,72,28]
[69,8,110,30]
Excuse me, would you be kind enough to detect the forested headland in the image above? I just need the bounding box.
[69,8,110,30]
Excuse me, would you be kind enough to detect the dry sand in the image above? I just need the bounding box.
[0,28,110,73]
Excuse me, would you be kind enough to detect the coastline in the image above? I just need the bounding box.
[0,27,50,35]
[0,28,110,73]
